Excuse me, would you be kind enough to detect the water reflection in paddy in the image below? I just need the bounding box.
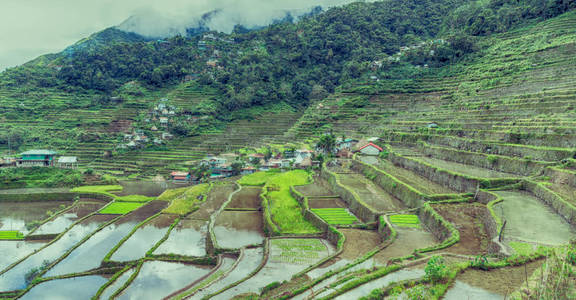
[118,261,211,299]
[153,218,207,257]
[20,275,108,300]
[0,201,71,234]
[0,214,116,291]
[32,202,104,235]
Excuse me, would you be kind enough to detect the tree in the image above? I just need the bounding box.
[231,162,244,176]
[316,134,336,154]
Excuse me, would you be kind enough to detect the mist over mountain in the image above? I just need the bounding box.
[115,0,372,38]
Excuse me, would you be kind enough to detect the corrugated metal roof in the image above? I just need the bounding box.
[20,150,58,156]
[58,156,77,163]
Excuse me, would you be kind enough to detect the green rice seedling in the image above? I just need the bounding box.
[99,202,144,214]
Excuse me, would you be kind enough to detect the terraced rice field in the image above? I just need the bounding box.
[311,208,359,225]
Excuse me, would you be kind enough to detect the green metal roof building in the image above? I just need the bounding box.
[18,150,58,167]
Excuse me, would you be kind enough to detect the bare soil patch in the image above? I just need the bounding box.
[458,260,544,296]
[192,182,237,220]
[432,203,490,255]
[120,200,167,223]
[308,197,347,209]
[294,177,336,197]
[339,228,381,260]
[374,227,436,263]
[227,186,261,209]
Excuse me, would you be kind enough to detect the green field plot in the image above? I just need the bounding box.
[270,238,329,265]
[71,185,123,198]
[265,170,320,234]
[99,202,144,214]
[238,170,280,186]
[389,214,421,228]
[0,231,24,240]
[162,184,210,215]
[311,208,359,225]
[115,195,156,202]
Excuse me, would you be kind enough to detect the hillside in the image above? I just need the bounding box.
[0,0,574,178]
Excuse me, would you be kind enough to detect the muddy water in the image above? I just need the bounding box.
[153,219,207,257]
[111,215,176,262]
[444,281,504,300]
[214,211,264,249]
[374,227,436,263]
[331,268,425,300]
[20,275,108,300]
[195,247,263,298]
[32,202,104,235]
[227,187,261,209]
[0,201,71,234]
[0,240,48,271]
[494,190,574,245]
[0,214,116,291]
[115,181,182,197]
[308,197,347,209]
[99,268,136,299]
[214,239,332,299]
[294,177,336,197]
[117,261,211,300]
[44,221,138,277]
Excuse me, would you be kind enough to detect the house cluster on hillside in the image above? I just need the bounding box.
[0,150,78,169]
[198,149,320,179]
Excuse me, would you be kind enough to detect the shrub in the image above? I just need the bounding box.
[425,256,448,283]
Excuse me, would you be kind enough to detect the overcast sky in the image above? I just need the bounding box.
[0,0,365,72]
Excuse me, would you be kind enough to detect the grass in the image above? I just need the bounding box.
[265,170,320,234]
[115,195,156,202]
[238,170,280,186]
[163,184,211,215]
[70,185,123,198]
[0,231,24,240]
[99,202,144,214]
[509,241,544,256]
[157,186,190,201]
[311,208,358,225]
[389,214,421,228]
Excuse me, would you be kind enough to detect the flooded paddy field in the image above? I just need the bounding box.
[110,214,177,262]
[44,201,167,277]
[431,203,490,255]
[0,214,117,291]
[117,261,212,299]
[99,268,136,299]
[374,226,436,263]
[226,186,261,209]
[153,218,207,257]
[0,201,71,234]
[195,247,264,298]
[20,275,109,300]
[214,239,334,299]
[214,211,265,249]
[308,197,347,209]
[193,182,238,220]
[494,190,574,245]
[32,201,104,235]
[0,240,48,271]
[115,181,183,197]
[294,177,336,197]
[444,260,544,299]
[332,267,425,300]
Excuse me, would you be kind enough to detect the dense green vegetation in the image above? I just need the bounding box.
[99,202,144,214]
[0,168,84,189]
[0,231,24,240]
[311,208,358,225]
[70,185,122,198]
[389,214,421,228]
[162,183,211,215]
[262,170,319,234]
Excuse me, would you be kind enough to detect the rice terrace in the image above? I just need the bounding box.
[1,0,576,299]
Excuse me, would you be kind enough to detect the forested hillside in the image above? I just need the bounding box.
[0,0,574,174]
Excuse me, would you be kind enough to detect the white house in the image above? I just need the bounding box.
[358,142,383,156]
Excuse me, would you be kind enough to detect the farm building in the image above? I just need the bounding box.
[17,150,58,167]
[171,171,191,182]
[357,143,383,156]
[57,156,78,169]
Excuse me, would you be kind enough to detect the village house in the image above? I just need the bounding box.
[57,156,78,169]
[159,117,169,126]
[161,132,174,140]
[357,142,383,156]
[335,138,358,151]
[171,171,191,182]
[17,150,58,167]
[294,149,314,165]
